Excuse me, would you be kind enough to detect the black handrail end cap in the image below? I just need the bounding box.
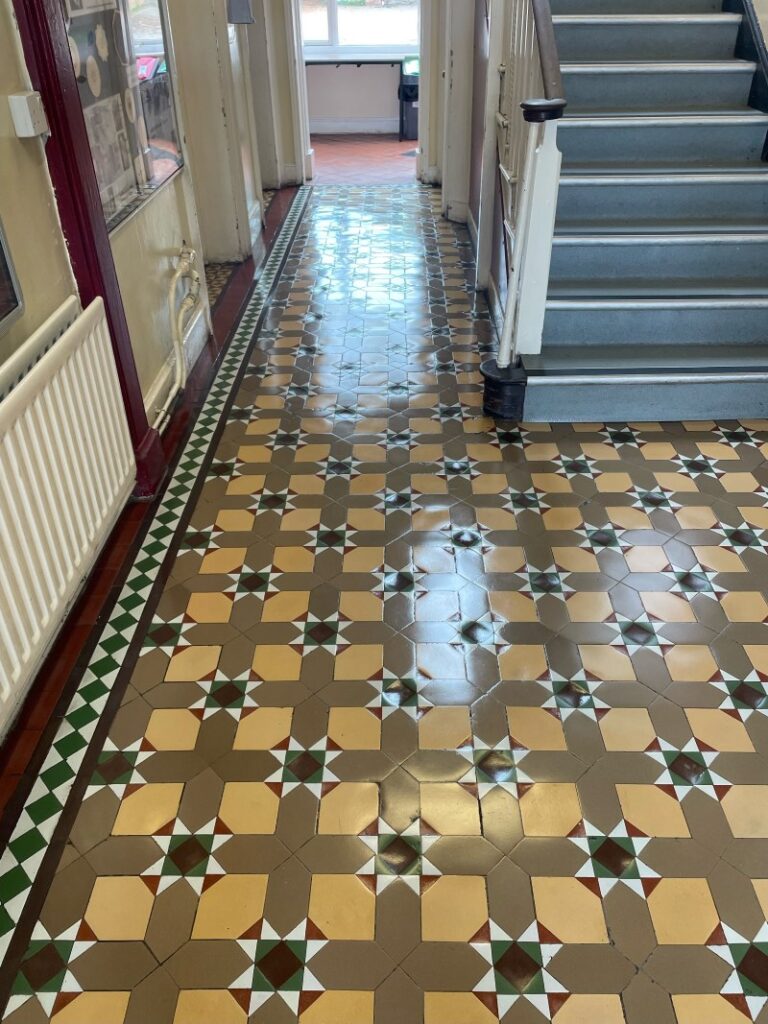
[521,98,567,122]
[481,358,528,421]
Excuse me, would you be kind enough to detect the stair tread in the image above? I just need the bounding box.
[562,60,756,70]
[560,113,768,123]
[565,107,757,116]
[560,171,768,181]
[526,345,768,375]
[553,12,742,20]
[549,283,768,298]
[553,231,768,242]
[556,220,768,234]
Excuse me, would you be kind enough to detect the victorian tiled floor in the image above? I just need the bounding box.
[2,185,768,1023]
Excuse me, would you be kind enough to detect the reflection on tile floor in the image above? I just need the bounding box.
[4,185,768,1023]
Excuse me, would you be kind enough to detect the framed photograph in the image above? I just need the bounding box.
[0,218,23,336]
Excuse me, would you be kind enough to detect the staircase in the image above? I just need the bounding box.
[522,0,768,421]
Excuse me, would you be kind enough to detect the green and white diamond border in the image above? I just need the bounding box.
[0,187,312,964]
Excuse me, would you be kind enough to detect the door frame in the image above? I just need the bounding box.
[12,0,167,497]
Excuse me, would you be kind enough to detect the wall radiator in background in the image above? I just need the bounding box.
[0,298,136,737]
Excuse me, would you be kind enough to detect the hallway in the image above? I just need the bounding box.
[3,185,768,1024]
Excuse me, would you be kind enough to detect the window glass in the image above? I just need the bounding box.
[301,0,331,43]
[337,0,418,48]
[0,221,22,334]
[65,0,183,232]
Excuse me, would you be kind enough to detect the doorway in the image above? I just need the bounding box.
[299,1,421,185]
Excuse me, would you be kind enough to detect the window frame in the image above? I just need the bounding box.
[301,0,420,61]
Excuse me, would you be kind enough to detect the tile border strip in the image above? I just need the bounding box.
[0,186,312,968]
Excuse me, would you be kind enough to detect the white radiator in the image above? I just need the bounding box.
[0,298,136,735]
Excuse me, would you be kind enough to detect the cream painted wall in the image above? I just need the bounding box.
[306,64,400,134]
[0,1,76,362]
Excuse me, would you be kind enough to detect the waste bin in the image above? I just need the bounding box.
[399,56,420,142]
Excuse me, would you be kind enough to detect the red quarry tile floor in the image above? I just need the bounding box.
[311,133,418,185]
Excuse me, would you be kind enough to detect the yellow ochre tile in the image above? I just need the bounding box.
[418,707,471,749]
[507,707,567,750]
[318,782,378,834]
[173,992,247,1024]
[328,707,382,749]
[422,876,488,941]
[84,876,154,940]
[191,874,268,939]
[531,877,608,943]
[309,874,375,939]
[520,783,581,837]
[647,878,718,944]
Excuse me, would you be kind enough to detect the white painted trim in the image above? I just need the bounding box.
[261,2,285,184]
[309,116,401,134]
[143,305,210,427]
[236,23,266,228]
[467,204,478,250]
[286,0,312,183]
[417,0,444,185]
[441,0,474,223]
[487,271,505,341]
[475,0,505,290]
[304,48,417,61]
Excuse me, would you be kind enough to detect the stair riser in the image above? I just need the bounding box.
[556,180,768,230]
[558,121,768,167]
[563,68,754,112]
[554,20,740,60]
[551,0,723,14]
[524,378,768,422]
[549,239,768,291]
[543,305,768,345]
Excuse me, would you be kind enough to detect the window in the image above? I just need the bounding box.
[301,0,419,57]
[65,0,183,232]
[0,219,22,336]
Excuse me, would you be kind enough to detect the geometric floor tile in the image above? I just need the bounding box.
[4,184,768,1024]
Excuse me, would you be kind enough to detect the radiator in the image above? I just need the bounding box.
[0,298,136,736]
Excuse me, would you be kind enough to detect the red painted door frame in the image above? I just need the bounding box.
[12,0,167,498]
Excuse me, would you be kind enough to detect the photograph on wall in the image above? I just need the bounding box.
[83,94,136,224]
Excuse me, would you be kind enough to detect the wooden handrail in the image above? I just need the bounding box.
[522,0,567,122]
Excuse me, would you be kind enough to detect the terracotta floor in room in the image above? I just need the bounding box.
[311,135,418,185]
[3,185,768,1024]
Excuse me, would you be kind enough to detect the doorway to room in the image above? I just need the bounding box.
[299,0,421,185]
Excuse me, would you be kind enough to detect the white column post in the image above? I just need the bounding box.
[513,118,561,356]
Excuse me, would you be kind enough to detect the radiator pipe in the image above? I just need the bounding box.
[154,246,200,432]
